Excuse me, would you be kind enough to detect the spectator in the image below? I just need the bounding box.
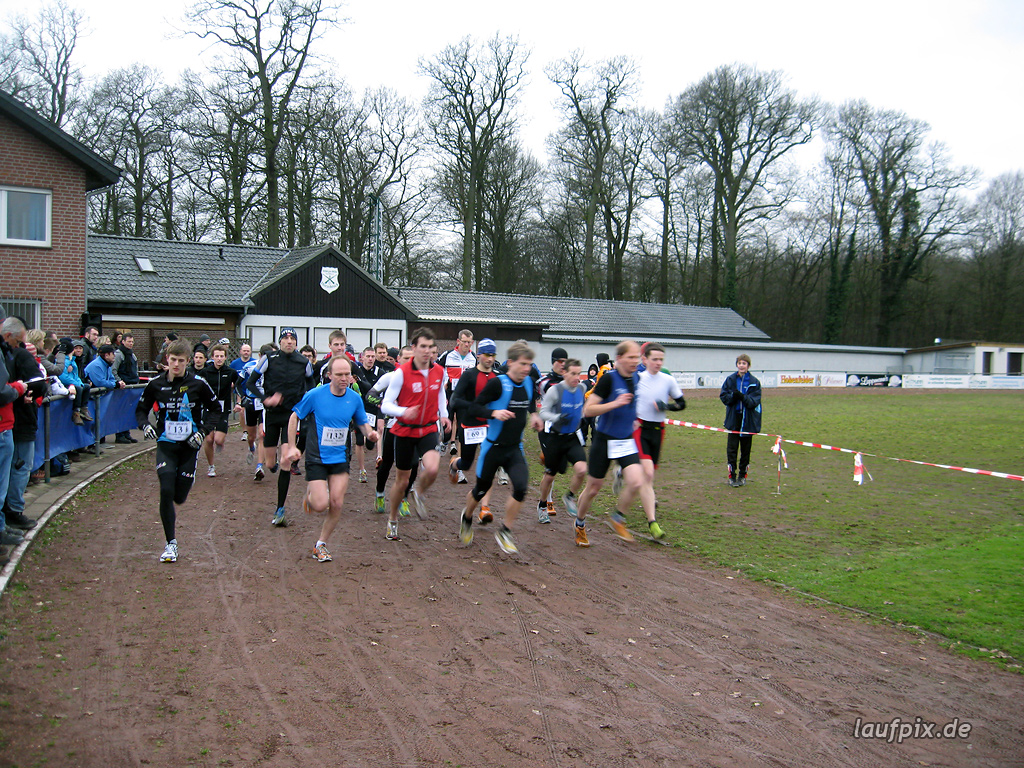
[0,309,27,566]
[80,325,100,369]
[2,316,47,538]
[155,332,178,372]
[59,339,93,425]
[85,344,126,392]
[113,333,141,444]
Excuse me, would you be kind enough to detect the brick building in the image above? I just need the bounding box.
[0,89,120,336]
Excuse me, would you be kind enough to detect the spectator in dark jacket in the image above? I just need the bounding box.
[719,353,762,487]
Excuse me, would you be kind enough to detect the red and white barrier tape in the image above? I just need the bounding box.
[664,419,1024,483]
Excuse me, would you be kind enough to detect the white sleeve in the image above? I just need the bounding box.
[381,369,407,418]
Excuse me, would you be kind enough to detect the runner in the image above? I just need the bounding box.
[437,329,476,455]
[536,358,588,523]
[447,338,498,517]
[457,341,543,555]
[535,347,568,519]
[197,344,239,478]
[373,342,394,372]
[246,328,314,527]
[352,347,386,483]
[380,328,450,541]
[279,355,379,563]
[240,343,273,478]
[135,338,221,563]
[314,330,355,384]
[634,342,686,497]
[367,346,415,516]
[571,340,665,547]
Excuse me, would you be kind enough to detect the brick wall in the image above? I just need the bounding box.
[0,113,89,336]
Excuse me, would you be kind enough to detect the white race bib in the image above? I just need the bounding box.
[164,420,193,442]
[463,426,486,445]
[218,399,225,413]
[321,426,349,447]
[607,438,636,459]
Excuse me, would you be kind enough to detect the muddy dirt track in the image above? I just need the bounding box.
[1,411,1022,767]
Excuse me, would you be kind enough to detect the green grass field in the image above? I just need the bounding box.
[535,389,1024,669]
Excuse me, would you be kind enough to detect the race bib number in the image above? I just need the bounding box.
[607,438,636,459]
[164,420,193,442]
[463,426,486,445]
[321,426,349,447]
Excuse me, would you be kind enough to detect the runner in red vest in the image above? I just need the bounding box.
[380,327,451,540]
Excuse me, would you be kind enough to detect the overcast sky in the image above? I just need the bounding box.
[3,0,1022,183]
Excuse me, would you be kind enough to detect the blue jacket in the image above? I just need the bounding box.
[59,355,85,389]
[84,357,118,389]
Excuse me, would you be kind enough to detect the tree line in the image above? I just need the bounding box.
[3,0,1022,349]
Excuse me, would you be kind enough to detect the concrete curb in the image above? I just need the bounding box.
[0,444,155,598]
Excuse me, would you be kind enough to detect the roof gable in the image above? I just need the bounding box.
[0,89,120,191]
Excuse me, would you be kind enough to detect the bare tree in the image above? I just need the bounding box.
[670,64,817,310]
[967,171,1024,339]
[420,35,528,289]
[827,100,976,346]
[547,53,637,298]
[184,0,337,247]
[2,0,84,125]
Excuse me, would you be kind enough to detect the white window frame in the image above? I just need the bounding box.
[0,186,52,247]
[0,299,41,328]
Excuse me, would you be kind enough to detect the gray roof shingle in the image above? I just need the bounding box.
[87,235,288,308]
[390,287,770,342]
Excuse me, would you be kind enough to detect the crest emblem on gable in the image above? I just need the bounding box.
[320,266,339,294]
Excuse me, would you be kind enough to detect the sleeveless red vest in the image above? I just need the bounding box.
[391,360,444,438]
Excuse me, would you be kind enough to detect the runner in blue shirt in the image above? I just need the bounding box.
[281,355,379,563]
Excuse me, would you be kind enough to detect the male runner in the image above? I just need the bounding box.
[247,329,313,526]
[352,346,387,483]
[457,342,543,554]
[136,339,221,563]
[280,355,379,562]
[536,358,588,523]
[572,340,665,547]
[197,344,239,477]
[380,328,450,540]
[437,329,476,454]
[535,347,568,518]
[448,337,498,511]
[634,342,686,495]
[368,346,415,515]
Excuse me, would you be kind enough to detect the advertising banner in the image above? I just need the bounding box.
[902,375,970,389]
[846,374,903,388]
[969,375,1024,390]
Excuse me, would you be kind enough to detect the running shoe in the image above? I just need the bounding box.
[386,521,400,540]
[561,491,578,517]
[459,510,474,545]
[457,470,467,484]
[738,474,747,486]
[547,500,556,517]
[290,463,301,476]
[478,504,493,525]
[207,465,216,477]
[648,521,666,539]
[574,521,590,547]
[246,447,255,465]
[448,456,459,484]
[303,495,313,516]
[449,441,458,455]
[494,527,518,554]
[375,493,386,514]
[239,431,247,441]
[375,455,383,469]
[160,540,178,563]
[496,467,509,485]
[612,466,623,495]
[254,464,265,481]
[272,507,287,527]
[359,468,367,483]
[610,512,634,542]
[312,543,332,562]
[410,489,427,519]
[538,505,551,524]
[399,499,411,517]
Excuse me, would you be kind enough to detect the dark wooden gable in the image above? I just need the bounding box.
[250,248,412,320]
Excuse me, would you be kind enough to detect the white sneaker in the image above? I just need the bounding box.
[457,470,467,484]
[160,540,178,563]
[496,467,509,485]
[207,465,216,477]
[410,488,427,519]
